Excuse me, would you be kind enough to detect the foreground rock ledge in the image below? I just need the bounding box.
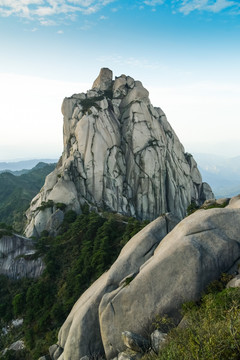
[24,68,213,238]
[50,195,240,360]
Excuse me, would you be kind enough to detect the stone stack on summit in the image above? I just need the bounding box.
[25,68,213,237]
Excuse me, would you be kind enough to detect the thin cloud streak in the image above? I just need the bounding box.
[0,0,239,21]
[141,0,240,14]
[178,0,238,15]
[0,0,116,21]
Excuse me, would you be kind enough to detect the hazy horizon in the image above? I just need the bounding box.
[1,0,240,160]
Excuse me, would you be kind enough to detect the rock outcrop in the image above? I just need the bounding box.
[0,233,44,279]
[50,195,240,360]
[25,68,213,237]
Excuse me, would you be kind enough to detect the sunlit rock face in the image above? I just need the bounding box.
[0,234,44,279]
[24,68,213,237]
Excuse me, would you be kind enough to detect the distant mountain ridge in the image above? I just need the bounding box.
[0,158,57,172]
[0,162,56,233]
[193,153,240,198]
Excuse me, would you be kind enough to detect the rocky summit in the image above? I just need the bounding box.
[25,68,213,237]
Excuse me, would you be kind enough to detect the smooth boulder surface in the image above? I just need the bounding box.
[50,196,240,360]
[25,68,213,237]
[52,214,179,360]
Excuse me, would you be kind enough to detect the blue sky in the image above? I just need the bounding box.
[0,0,240,160]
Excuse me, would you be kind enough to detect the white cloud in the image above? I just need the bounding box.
[57,29,63,33]
[40,18,56,25]
[178,0,238,15]
[0,0,116,22]
[97,54,167,71]
[143,0,164,5]
[141,0,240,14]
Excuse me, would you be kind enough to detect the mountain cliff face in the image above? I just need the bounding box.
[25,68,213,237]
[0,233,44,279]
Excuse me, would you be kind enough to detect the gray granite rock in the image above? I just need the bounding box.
[49,196,240,360]
[226,274,240,288]
[117,349,142,360]
[0,233,44,279]
[25,69,213,237]
[122,331,149,353]
[150,330,167,353]
[92,67,113,91]
[55,215,175,360]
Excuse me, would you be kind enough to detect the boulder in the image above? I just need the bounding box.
[226,274,240,288]
[117,349,143,360]
[53,214,179,360]
[3,340,25,355]
[49,344,63,360]
[8,340,25,351]
[150,330,167,353]
[50,196,240,360]
[122,331,149,353]
[118,349,142,360]
[99,204,240,359]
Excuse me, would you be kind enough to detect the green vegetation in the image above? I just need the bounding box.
[80,90,113,115]
[187,201,199,216]
[56,202,67,211]
[144,274,239,360]
[36,200,67,212]
[0,210,147,359]
[124,275,135,286]
[0,223,14,238]
[155,287,240,360]
[36,200,54,211]
[80,96,103,114]
[0,163,56,233]
[202,201,228,210]
[187,200,229,216]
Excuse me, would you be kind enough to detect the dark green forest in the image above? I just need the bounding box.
[0,163,56,233]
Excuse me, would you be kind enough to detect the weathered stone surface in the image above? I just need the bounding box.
[50,196,240,360]
[3,340,25,355]
[226,274,240,288]
[117,349,142,360]
[79,356,90,360]
[216,197,230,206]
[25,69,213,238]
[53,214,178,360]
[227,194,240,209]
[49,344,63,360]
[92,68,113,90]
[0,234,44,279]
[99,204,240,359]
[150,330,167,353]
[122,331,149,353]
